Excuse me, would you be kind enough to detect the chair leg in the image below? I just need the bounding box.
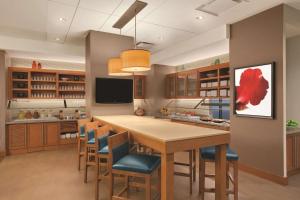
[109,173,114,200]
[84,146,88,183]
[193,149,196,182]
[234,161,239,200]
[157,167,161,198]
[125,175,129,198]
[199,158,205,200]
[189,150,193,194]
[77,139,81,171]
[226,162,230,189]
[95,156,100,200]
[145,175,151,200]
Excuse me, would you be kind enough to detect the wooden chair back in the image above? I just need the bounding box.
[108,131,129,166]
[77,118,91,133]
[94,125,112,150]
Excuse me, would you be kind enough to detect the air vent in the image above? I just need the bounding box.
[136,41,154,50]
[196,0,248,17]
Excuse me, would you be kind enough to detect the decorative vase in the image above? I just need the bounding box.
[32,61,37,69]
[38,62,42,69]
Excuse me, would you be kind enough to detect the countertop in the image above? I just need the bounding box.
[286,127,300,135]
[6,117,79,125]
[94,115,229,142]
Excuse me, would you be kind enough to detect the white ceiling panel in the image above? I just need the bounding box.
[0,0,47,32]
[47,1,76,37]
[48,0,79,6]
[79,0,122,14]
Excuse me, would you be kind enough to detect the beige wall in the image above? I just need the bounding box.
[85,31,134,116]
[287,35,300,122]
[230,5,285,176]
[0,50,6,153]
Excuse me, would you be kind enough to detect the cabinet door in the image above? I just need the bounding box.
[287,135,294,172]
[44,122,59,146]
[134,75,146,99]
[8,124,27,150]
[165,74,176,98]
[27,123,44,150]
[176,73,186,97]
[187,71,197,97]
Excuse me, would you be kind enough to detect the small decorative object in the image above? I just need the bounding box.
[25,111,32,119]
[32,61,37,69]
[160,107,168,116]
[59,110,64,120]
[18,111,25,119]
[75,110,80,119]
[214,58,220,65]
[38,62,42,69]
[134,107,145,116]
[287,120,299,129]
[234,62,274,118]
[33,110,40,119]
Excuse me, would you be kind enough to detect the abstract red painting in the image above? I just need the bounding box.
[234,63,274,118]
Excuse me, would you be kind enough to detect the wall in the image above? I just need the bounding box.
[230,5,285,177]
[0,51,6,154]
[286,36,300,122]
[85,31,134,116]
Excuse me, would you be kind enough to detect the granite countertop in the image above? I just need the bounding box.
[286,127,300,135]
[6,117,80,124]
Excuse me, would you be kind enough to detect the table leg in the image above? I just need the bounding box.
[215,144,227,200]
[161,153,174,200]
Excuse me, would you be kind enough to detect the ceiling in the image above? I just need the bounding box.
[0,0,300,63]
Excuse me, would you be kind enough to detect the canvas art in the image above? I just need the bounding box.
[234,63,274,118]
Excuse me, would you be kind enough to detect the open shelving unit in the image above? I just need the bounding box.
[8,67,85,99]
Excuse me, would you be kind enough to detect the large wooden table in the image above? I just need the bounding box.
[94,115,230,200]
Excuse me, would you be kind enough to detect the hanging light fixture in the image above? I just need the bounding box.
[108,57,132,76]
[115,1,151,72]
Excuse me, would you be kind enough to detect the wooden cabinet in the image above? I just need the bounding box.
[44,123,59,146]
[8,67,85,99]
[134,75,146,99]
[287,134,300,176]
[27,123,44,151]
[165,63,230,99]
[165,73,176,98]
[7,124,27,152]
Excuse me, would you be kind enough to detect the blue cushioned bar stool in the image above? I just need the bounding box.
[95,125,116,200]
[199,146,239,200]
[84,121,101,183]
[77,118,92,171]
[108,132,161,200]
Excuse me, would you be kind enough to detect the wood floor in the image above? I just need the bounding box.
[0,148,299,200]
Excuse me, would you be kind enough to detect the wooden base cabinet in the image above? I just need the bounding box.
[7,124,27,154]
[6,122,71,155]
[287,134,300,176]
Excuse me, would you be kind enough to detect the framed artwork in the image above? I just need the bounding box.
[233,62,275,119]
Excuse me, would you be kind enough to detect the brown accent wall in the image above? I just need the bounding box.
[230,5,285,176]
[0,51,6,153]
[85,31,134,116]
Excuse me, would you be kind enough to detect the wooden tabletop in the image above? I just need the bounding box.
[94,115,229,142]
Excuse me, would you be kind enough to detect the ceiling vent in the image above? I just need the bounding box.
[196,0,249,17]
[136,41,154,50]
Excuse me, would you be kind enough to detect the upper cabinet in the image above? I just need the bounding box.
[165,63,230,99]
[134,75,146,99]
[165,73,176,99]
[7,67,85,99]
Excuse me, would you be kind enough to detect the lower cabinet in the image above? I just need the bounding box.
[6,121,72,155]
[44,122,59,146]
[27,123,44,152]
[7,124,27,154]
[287,134,300,176]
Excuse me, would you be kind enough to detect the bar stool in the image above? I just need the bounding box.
[174,150,196,194]
[77,118,91,171]
[84,121,100,183]
[108,132,161,200]
[199,146,239,200]
[94,125,116,200]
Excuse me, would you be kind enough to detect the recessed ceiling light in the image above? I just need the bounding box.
[196,16,204,20]
[58,17,66,22]
[55,38,60,41]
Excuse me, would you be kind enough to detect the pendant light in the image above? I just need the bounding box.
[121,4,151,72]
[108,57,132,76]
[108,29,132,76]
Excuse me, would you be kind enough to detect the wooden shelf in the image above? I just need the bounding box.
[58,81,85,84]
[200,77,218,81]
[219,86,230,89]
[8,67,86,99]
[200,87,218,90]
[219,75,230,79]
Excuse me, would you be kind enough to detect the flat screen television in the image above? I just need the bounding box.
[95,78,133,104]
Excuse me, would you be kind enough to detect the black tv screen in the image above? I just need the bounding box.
[95,78,133,104]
